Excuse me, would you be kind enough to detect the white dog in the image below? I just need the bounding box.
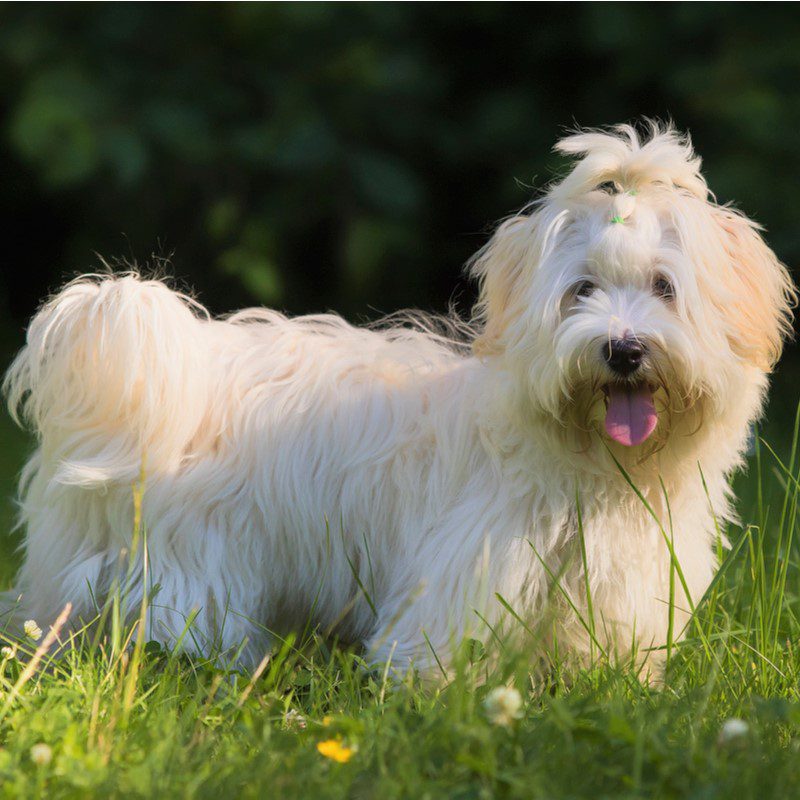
[4,123,795,677]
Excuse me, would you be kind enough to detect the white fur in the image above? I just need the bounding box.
[4,123,795,676]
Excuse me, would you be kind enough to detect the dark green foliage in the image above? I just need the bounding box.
[2,4,800,325]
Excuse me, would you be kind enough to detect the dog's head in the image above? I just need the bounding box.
[471,122,795,457]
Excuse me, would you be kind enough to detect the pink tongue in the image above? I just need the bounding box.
[605,385,657,446]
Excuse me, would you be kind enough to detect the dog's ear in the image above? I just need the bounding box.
[712,208,796,371]
[470,213,542,355]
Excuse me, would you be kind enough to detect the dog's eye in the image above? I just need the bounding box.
[595,180,620,195]
[653,274,675,301]
[575,280,595,298]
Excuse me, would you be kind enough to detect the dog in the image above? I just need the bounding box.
[3,122,795,677]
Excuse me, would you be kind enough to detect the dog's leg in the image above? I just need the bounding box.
[364,619,452,681]
[362,574,487,681]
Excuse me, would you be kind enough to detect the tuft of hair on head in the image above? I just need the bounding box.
[551,119,709,201]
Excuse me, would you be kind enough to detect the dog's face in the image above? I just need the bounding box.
[472,125,795,457]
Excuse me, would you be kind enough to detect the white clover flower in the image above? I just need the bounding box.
[23,620,42,641]
[718,717,749,745]
[30,743,52,766]
[1,646,16,660]
[484,685,523,727]
[284,709,307,730]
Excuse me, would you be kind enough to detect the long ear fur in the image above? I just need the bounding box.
[470,209,560,355]
[712,207,796,371]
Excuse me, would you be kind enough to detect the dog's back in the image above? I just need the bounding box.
[2,273,478,662]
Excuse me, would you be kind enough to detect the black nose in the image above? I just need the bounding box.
[604,338,646,377]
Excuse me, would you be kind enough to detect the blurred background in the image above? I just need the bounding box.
[1,4,799,558]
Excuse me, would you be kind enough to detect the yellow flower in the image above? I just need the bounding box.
[317,738,355,763]
[24,620,42,641]
[1,646,16,660]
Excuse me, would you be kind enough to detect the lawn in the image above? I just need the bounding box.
[0,376,798,798]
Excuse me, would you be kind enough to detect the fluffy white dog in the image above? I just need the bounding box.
[4,123,795,677]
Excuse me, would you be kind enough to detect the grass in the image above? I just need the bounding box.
[1,393,800,797]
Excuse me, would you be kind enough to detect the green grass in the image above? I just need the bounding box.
[1,397,800,797]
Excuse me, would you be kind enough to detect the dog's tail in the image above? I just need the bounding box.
[4,273,212,485]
